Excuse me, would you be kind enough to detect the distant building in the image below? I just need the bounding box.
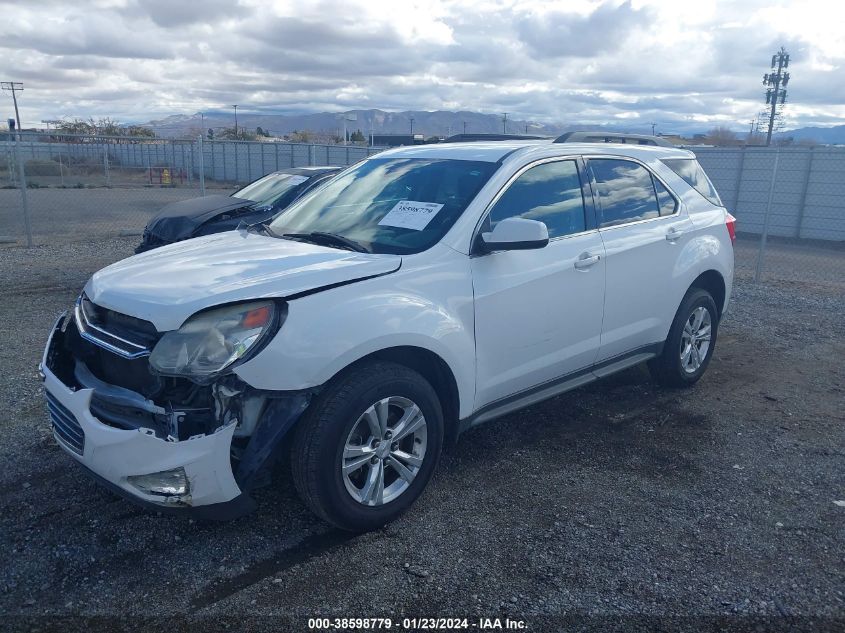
[370,134,425,147]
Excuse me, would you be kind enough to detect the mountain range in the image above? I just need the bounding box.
[141,109,845,144]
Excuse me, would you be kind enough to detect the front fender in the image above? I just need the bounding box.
[234,251,476,418]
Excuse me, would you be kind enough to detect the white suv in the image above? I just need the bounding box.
[41,134,735,530]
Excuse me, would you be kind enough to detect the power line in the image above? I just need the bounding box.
[762,47,790,146]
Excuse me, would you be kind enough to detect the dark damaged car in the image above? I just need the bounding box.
[136,166,341,252]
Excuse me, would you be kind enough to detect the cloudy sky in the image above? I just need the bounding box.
[1,0,843,133]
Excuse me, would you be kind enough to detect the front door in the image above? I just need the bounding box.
[471,158,606,410]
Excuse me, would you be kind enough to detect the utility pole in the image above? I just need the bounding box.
[2,81,32,246]
[410,117,415,135]
[502,113,508,134]
[1,82,23,132]
[762,47,790,146]
[651,122,656,135]
[341,113,356,145]
[232,104,238,139]
[2,82,24,133]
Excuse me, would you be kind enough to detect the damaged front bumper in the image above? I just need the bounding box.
[40,312,309,519]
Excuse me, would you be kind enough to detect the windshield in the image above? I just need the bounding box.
[269,158,498,254]
[232,172,311,209]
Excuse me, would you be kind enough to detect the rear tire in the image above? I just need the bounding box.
[648,288,719,388]
[291,361,443,532]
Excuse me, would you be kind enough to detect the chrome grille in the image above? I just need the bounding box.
[46,391,85,455]
[74,295,156,359]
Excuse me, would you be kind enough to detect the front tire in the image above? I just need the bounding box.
[290,361,443,531]
[648,288,719,388]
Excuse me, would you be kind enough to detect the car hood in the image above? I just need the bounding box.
[85,231,402,331]
[147,194,256,240]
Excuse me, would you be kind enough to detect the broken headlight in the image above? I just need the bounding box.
[150,301,279,380]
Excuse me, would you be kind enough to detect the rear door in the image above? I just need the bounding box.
[471,157,606,409]
[585,157,695,362]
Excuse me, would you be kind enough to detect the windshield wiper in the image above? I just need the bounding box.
[243,221,285,239]
[282,232,369,253]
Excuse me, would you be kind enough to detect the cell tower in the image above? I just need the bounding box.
[762,47,790,146]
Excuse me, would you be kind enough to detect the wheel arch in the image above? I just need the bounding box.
[326,346,463,449]
[690,269,726,317]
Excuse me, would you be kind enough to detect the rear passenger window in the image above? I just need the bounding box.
[661,158,722,206]
[654,178,677,216]
[589,159,660,227]
[489,160,586,238]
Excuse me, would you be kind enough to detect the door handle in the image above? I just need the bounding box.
[665,227,685,242]
[574,253,601,269]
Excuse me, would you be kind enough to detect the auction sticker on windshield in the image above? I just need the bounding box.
[284,175,310,186]
[378,201,444,231]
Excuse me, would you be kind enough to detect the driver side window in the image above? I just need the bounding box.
[488,160,587,239]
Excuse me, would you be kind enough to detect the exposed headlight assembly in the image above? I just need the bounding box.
[149,301,282,381]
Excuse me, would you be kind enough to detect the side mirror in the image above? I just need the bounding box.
[479,217,549,253]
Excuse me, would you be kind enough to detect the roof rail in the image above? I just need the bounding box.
[554,131,673,147]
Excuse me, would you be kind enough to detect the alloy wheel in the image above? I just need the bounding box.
[680,306,712,374]
[341,396,428,506]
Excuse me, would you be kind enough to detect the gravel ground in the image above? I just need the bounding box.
[0,238,843,632]
[0,186,235,244]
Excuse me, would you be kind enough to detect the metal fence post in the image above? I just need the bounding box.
[197,135,206,196]
[103,143,111,186]
[732,146,746,214]
[183,143,190,185]
[754,149,780,283]
[14,134,33,247]
[794,146,814,239]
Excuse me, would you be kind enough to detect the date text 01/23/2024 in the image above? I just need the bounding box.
[307,617,528,630]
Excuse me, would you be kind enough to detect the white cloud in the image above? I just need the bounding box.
[0,0,842,132]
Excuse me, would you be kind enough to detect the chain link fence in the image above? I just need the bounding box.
[693,146,844,289]
[0,132,383,246]
[1,134,842,289]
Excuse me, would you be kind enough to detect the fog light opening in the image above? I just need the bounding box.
[127,467,189,497]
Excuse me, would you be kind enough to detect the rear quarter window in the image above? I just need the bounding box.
[661,158,722,207]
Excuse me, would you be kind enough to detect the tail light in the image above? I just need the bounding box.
[725,213,737,243]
